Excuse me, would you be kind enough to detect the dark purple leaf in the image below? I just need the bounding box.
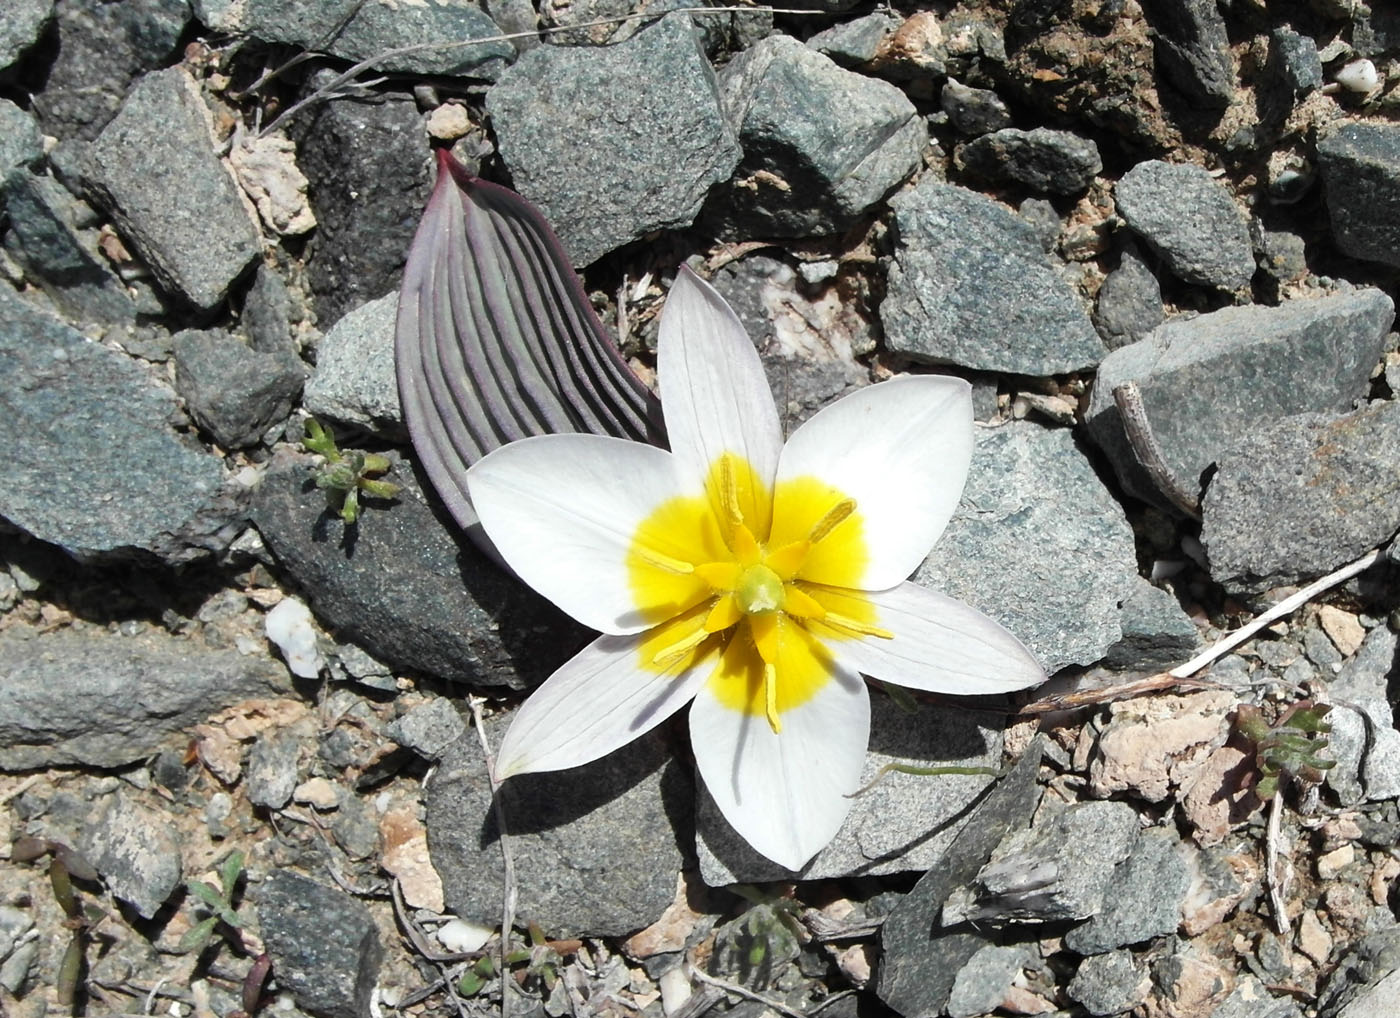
[395,150,662,535]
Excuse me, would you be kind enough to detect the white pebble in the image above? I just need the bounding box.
[1336,58,1380,93]
[435,918,495,954]
[264,596,324,678]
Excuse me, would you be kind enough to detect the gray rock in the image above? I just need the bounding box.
[696,698,1001,882]
[805,12,898,66]
[257,871,384,1018]
[2,170,135,324]
[1093,243,1164,350]
[487,15,739,266]
[916,422,1138,675]
[1017,197,1060,253]
[245,732,301,810]
[958,127,1102,195]
[1115,161,1253,290]
[1064,827,1190,953]
[1304,626,1344,669]
[387,698,467,762]
[1104,577,1202,670]
[703,35,923,238]
[1212,975,1303,1018]
[0,626,291,770]
[1068,949,1152,1016]
[79,791,182,919]
[873,742,1044,1018]
[31,0,189,140]
[425,711,687,937]
[1140,0,1235,108]
[249,451,588,690]
[1085,289,1395,513]
[1326,627,1400,806]
[173,328,303,449]
[1269,27,1322,94]
[194,0,512,79]
[241,262,295,355]
[290,75,430,325]
[0,101,44,183]
[87,67,261,312]
[1318,122,1400,269]
[0,905,37,993]
[883,180,1106,374]
[944,800,1139,924]
[1352,10,1400,59]
[1200,401,1400,591]
[1251,222,1308,286]
[947,944,1031,1018]
[941,78,1013,136]
[1318,927,1400,1018]
[0,0,51,70]
[304,293,403,439]
[0,287,233,560]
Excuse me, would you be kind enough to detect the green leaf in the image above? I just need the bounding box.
[57,934,84,1006]
[188,879,225,911]
[302,417,340,459]
[458,969,487,996]
[179,916,221,953]
[358,478,401,499]
[339,486,361,524]
[219,851,246,898]
[50,859,79,919]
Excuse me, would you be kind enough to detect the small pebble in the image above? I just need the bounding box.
[293,777,340,810]
[1335,58,1380,93]
[1319,605,1366,656]
[1317,843,1355,880]
[427,103,474,142]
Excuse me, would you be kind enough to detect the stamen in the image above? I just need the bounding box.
[703,596,743,633]
[823,612,894,640]
[651,626,708,665]
[764,540,809,580]
[731,522,762,567]
[633,546,695,575]
[782,586,827,620]
[808,498,856,543]
[717,456,745,529]
[763,662,781,733]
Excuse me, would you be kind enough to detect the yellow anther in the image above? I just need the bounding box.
[764,662,782,733]
[717,456,745,529]
[823,612,893,640]
[651,626,709,666]
[809,498,856,544]
[633,546,695,575]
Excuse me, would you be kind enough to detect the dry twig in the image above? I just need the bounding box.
[468,695,517,1018]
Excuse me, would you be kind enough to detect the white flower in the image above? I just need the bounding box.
[466,267,1046,870]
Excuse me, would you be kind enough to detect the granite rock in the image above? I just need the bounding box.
[1211,975,1303,1018]
[249,451,588,690]
[173,328,304,449]
[805,12,899,66]
[941,78,1013,136]
[1140,0,1235,108]
[1317,927,1400,1018]
[0,0,52,71]
[386,698,467,762]
[425,712,688,937]
[488,16,739,266]
[1068,949,1153,1016]
[79,791,183,919]
[303,292,404,439]
[86,67,261,312]
[1085,289,1395,513]
[0,626,291,770]
[0,287,232,560]
[1064,826,1191,953]
[1200,401,1400,591]
[1269,27,1322,95]
[1326,627,1400,806]
[958,127,1102,195]
[245,731,302,810]
[257,872,384,1018]
[947,944,1032,1018]
[883,179,1106,374]
[1318,122,1400,269]
[704,35,923,239]
[1092,243,1163,350]
[1115,160,1253,290]
[915,421,1138,675]
[696,697,1001,882]
[1104,577,1203,670]
[0,101,44,183]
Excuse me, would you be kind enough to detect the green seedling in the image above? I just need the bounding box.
[456,922,563,998]
[181,850,248,953]
[12,838,107,1009]
[1236,701,1335,800]
[302,417,400,524]
[724,886,804,987]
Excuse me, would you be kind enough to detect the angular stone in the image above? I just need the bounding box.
[173,328,304,448]
[703,35,923,238]
[947,944,1032,1018]
[1318,122,1400,269]
[941,78,1013,136]
[79,791,183,919]
[1211,975,1303,1018]
[0,288,231,560]
[193,0,513,79]
[1269,27,1322,94]
[1085,289,1394,513]
[386,697,467,762]
[1093,243,1163,350]
[488,15,739,266]
[805,12,898,66]
[303,292,404,439]
[245,731,302,810]
[884,179,1106,374]
[1064,827,1190,954]
[1068,949,1152,1016]
[915,422,1137,674]
[1115,160,1253,290]
[1089,690,1234,802]
[1317,927,1400,1018]
[425,712,688,937]
[0,0,51,71]
[696,697,1001,882]
[1103,576,1202,670]
[958,127,1102,195]
[873,742,1043,1018]
[257,872,384,1018]
[249,451,587,689]
[86,67,261,311]
[0,626,291,770]
[0,101,43,183]
[1140,0,1235,108]
[1201,401,1400,591]
[1326,627,1400,806]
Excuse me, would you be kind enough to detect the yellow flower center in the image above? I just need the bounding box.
[626,453,890,734]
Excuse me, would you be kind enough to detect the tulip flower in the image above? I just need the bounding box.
[466,266,1046,870]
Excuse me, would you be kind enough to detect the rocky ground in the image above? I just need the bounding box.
[2,0,1400,1016]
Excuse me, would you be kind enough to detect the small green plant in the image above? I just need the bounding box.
[302,417,400,524]
[12,838,107,1009]
[181,850,248,953]
[1236,701,1335,799]
[721,887,804,988]
[456,922,561,997]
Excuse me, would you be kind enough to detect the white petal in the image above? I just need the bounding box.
[466,433,683,634]
[775,376,973,589]
[658,266,783,497]
[828,582,1046,694]
[495,634,711,779]
[690,662,870,871]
